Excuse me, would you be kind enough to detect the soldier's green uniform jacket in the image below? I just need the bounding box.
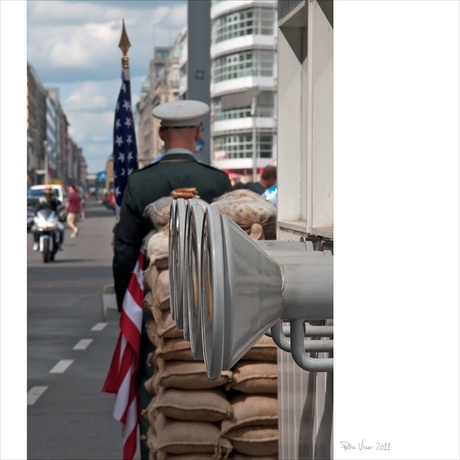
[112,148,232,310]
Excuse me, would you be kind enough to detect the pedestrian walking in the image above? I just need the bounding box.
[244,164,277,194]
[65,185,83,237]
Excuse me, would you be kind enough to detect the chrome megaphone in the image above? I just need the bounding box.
[200,206,333,379]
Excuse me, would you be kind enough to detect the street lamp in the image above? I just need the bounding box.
[43,140,49,185]
[251,86,260,181]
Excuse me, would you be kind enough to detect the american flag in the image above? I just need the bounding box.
[103,66,143,460]
[103,249,145,460]
[113,68,138,218]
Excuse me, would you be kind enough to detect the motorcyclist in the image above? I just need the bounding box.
[32,186,65,251]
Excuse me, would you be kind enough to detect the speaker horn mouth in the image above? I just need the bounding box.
[201,206,226,379]
[185,203,205,360]
[169,198,187,329]
[168,199,177,321]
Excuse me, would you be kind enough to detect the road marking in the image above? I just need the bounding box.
[28,386,48,405]
[73,339,93,350]
[91,322,108,331]
[49,359,74,374]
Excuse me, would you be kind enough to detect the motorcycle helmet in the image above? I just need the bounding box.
[44,187,53,201]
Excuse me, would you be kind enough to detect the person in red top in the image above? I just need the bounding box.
[65,185,83,237]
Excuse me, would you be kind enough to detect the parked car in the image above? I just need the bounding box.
[29,184,65,203]
[102,190,116,212]
[27,196,40,231]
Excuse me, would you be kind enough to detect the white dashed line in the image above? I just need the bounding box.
[49,359,74,374]
[73,339,93,350]
[91,322,108,331]
[28,386,48,405]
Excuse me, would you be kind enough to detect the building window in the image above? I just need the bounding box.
[214,132,273,160]
[212,7,274,43]
[212,92,275,120]
[259,134,273,158]
[212,99,252,120]
[213,50,274,82]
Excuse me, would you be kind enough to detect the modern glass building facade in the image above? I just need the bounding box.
[210,0,278,182]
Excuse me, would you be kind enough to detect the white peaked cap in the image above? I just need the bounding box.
[152,100,209,127]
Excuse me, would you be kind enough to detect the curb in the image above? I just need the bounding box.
[102,284,118,316]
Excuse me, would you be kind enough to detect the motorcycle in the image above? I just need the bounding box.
[32,208,60,263]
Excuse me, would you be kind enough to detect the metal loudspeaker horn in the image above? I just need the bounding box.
[184,203,206,360]
[185,206,313,362]
[168,198,187,329]
[200,206,333,379]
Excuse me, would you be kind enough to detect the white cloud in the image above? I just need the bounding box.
[63,80,119,111]
[28,1,187,81]
[49,22,119,68]
[27,0,187,173]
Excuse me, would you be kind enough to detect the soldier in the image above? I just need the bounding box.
[112,99,232,459]
[112,99,232,310]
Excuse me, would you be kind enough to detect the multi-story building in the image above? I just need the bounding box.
[210,0,278,182]
[135,2,278,183]
[27,63,46,186]
[151,33,187,159]
[137,46,172,167]
[27,62,86,187]
[45,88,61,182]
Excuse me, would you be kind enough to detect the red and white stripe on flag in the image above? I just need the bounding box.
[103,250,145,460]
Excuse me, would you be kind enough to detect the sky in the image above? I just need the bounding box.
[27,0,187,173]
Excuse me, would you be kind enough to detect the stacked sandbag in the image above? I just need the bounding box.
[142,194,280,459]
[209,190,280,457]
[221,335,279,458]
[210,189,277,240]
[142,196,234,460]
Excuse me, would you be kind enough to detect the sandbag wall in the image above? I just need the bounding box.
[141,191,279,459]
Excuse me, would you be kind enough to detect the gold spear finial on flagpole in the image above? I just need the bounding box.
[118,19,131,69]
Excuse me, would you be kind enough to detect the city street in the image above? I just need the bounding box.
[27,200,140,460]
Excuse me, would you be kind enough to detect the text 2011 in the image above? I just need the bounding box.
[376,442,391,451]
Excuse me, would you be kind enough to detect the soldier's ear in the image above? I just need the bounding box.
[159,126,166,141]
[194,126,200,142]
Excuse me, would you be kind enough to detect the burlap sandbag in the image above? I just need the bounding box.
[142,400,157,427]
[144,291,154,310]
[143,263,154,291]
[153,337,194,362]
[151,413,233,456]
[240,335,277,362]
[151,268,170,310]
[212,189,262,203]
[227,362,278,394]
[145,426,156,453]
[221,394,278,434]
[144,196,173,230]
[152,307,183,339]
[153,359,232,392]
[144,373,157,396]
[145,319,159,346]
[157,454,216,460]
[210,190,276,240]
[229,455,278,460]
[149,387,232,422]
[146,228,170,269]
[220,426,278,457]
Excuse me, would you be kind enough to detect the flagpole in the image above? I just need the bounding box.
[113,20,139,220]
[119,19,131,72]
[105,21,143,460]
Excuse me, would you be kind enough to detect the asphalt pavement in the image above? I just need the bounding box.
[27,200,141,460]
